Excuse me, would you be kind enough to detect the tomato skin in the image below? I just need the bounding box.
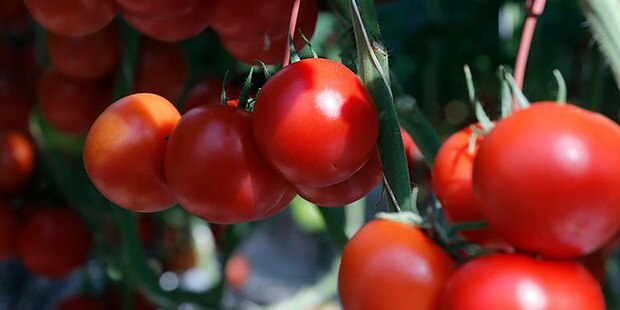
[18,208,91,278]
[57,296,108,310]
[0,130,34,192]
[473,102,620,258]
[165,105,295,224]
[296,150,381,207]
[440,254,605,310]
[24,0,117,37]
[83,93,179,212]
[37,67,113,134]
[339,219,454,310]
[115,0,197,17]
[47,24,120,81]
[219,30,310,66]
[0,201,19,260]
[253,58,378,188]
[134,40,188,102]
[121,1,210,43]
[0,78,32,133]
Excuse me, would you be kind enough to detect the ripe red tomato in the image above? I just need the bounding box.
[57,296,108,310]
[121,1,210,43]
[440,254,605,310]
[296,150,381,207]
[18,208,91,278]
[134,40,188,102]
[83,93,180,212]
[24,0,116,37]
[253,58,378,188]
[165,105,296,224]
[432,124,506,246]
[0,201,19,260]
[115,0,197,17]
[339,219,454,310]
[182,79,240,113]
[473,102,620,258]
[37,67,113,134]
[0,78,32,133]
[46,24,120,81]
[212,0,317,65]
[225,254,251,290]
[0,130,34,192]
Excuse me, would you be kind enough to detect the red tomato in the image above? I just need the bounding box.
[115,0,197,16]
[134,40,188,102]
[46,24,120,81]
[24,0,116,37]
[0,0,29,33]
[473,102,620,258]
[0,78,32,133]
[121,1,210,43]
[0,130,34,192]
[296,150,381,207]
[432,124,506,246]
[225,254,251,290]
[18,208,91,278]
[0,201,19,260]
[211,0,317,65]
[37,67,113,134]
[253,58,378,187]
[400,127,423,168]
[57,296,108,310]
[440,254,605,310]
[182,79,240,113]
[339,219,454,310]
[83,93,179,212]
[165,105,295,224]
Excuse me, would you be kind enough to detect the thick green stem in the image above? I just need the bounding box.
[348,0,412,213]
[579,0,620,90]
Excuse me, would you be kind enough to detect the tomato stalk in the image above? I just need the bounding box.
[283,0,302,67]
[513,0,547,93]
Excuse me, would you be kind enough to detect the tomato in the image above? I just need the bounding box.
[253,58,378,187]
[165,105,295,224]
[225,254,251,290]
[182,79,240,113]
[339,219,454,310]
[431,124,506,246]
[24,0,116,37]
[0,0,29,33]
[400,127,423,171]
[83,93,179,212]
[296,150,381,207]
[37,67,113,134]
[115,0,197,17]
[57,296,108,310]
[46,24,120,81]
[473,102,620,258]
[440,254,605,310]
[211,0,317,65]
[0,78,33,133]
[0,130,34,192]
[121,1,210,43]
[18,208,91,278]
[0,42,36,83]
[0,201,19,260]
[134,40,188,102]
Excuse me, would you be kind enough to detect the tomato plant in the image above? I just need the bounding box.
[165,105,295,224]
[46,23,120,81]
[0,201,19,260]
[440,254,605,310]
[0,130,34,192]
[83,93,179,212]
[339,219,454,310]
[37,67,113,134]
[134,40,188,102]
[18,208,91,278]
[253,58,379,188]
[473,102,620,258]
[24,0,117,37]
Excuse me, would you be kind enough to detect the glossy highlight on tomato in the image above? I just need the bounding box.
[18,208,91,278]
[473,102,620,258]
[253,58,378,188]
[339,219,454,310]
[440,254,605,310]
[165,105,295,224]
[24,0,117,37]
[83,93,179,212]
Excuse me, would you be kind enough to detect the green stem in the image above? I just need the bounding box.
[318,207,349,250]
